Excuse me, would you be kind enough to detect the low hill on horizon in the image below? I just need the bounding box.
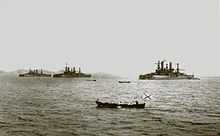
[91,72,122,79]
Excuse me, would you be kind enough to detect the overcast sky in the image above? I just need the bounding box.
[0,0,219,77]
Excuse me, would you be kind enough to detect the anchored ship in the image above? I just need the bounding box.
[19,69,51,77]
[139,60,199,80]
[53,64,91,78]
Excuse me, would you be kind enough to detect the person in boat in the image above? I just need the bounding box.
[135,100,139,105]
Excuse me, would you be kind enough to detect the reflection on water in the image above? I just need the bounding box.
[0,75,219,136]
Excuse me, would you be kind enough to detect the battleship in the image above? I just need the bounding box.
[18,69,52,77]
[53,65,91,78]
[139,60,200,80]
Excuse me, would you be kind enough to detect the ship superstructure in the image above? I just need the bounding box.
[53,64,91,78]
[139,60,199,80]
[19,69,51,77]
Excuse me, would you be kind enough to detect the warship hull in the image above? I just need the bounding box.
[139,75,199,80]
[19,74,51,77]
[53,65,92,78]
[139,60,200,80]
[53,73,91,78]
[18,69,52,77]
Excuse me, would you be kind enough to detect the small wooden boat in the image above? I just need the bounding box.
[96,100,145,109]
[118,81,131,83]
[86,79,96,81]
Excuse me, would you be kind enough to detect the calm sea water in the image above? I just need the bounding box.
[0,74,219,136]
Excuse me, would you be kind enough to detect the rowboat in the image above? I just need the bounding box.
[118,81,131,83]
[96,100,145,108]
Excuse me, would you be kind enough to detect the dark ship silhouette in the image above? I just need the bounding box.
[19,69,51,77]
[96,99,145,109]
[139,60,199,80]
[53,64,91,78]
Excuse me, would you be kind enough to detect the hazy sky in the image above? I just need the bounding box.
[0,0,219,77]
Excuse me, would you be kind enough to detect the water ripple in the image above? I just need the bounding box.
[0,76,219,135]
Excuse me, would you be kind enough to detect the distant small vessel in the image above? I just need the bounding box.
[53,64,91,78]
[86,79,96,81]
[96,100,145,108]
[118,81,131,83]
[139,60,200,80]
[19,69,51,77]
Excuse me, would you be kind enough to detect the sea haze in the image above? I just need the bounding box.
[0,75,219,136]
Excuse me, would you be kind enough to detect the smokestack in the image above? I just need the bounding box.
[161,61,164,70]
[166,63,168,70]
[79,67,81,73]
[157,60,160,70]
[169,62,172,71]
[177,63,179,73]
[73,67,76,73]
[65,65,68,72]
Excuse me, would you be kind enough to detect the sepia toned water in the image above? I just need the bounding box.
[0,75,219,136]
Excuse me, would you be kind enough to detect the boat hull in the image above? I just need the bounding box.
[96,101,145,109]
[118,81,131,83]
[139,60,200,80]
[53,73,91,78]
[139,75,200,80]
[18,74,51,77]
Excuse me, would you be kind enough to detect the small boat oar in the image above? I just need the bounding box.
[143,93,151,100]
